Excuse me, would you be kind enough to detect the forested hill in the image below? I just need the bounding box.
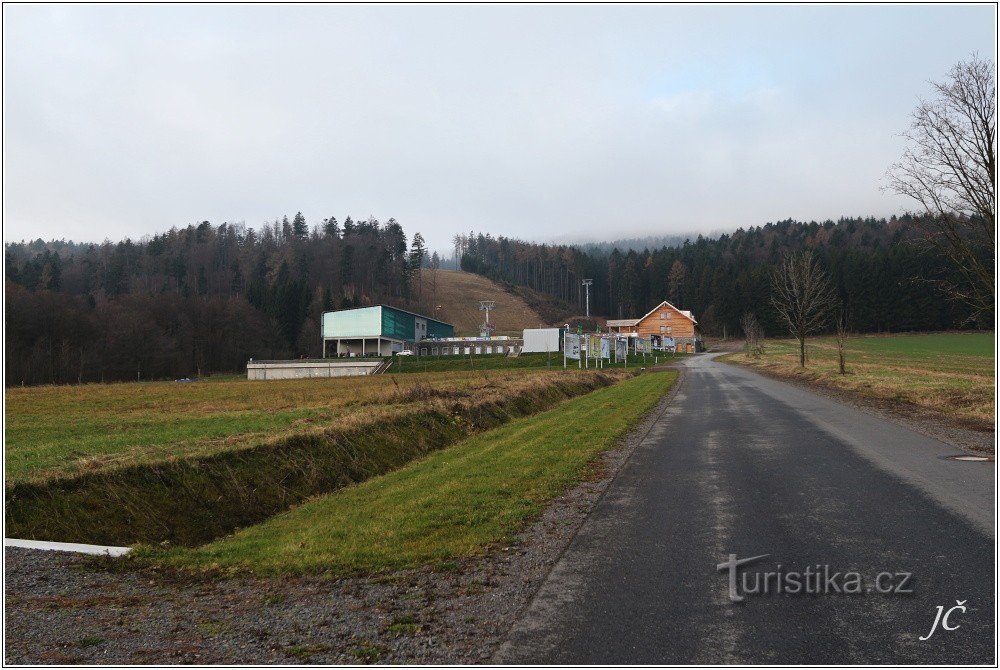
[458,216,987,337]
[5,215,443,385]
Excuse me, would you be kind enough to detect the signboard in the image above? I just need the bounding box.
[616,338,627,360]
[600,337,611,360]
[564,332,581,360]
[589,335,602,359]
[635,337,647,354]
[523,328,561,353]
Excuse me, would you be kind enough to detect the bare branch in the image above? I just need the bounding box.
[885,54,996,314]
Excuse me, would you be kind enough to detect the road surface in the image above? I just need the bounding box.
[497,354,995,664]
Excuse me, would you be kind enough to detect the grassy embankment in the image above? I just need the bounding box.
[140,370,678,575]
[724,332,993,428]
[7,369,624,546]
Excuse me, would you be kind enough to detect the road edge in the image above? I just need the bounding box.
[489,368,687,662]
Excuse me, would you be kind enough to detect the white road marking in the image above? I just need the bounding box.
[4,538,130,556]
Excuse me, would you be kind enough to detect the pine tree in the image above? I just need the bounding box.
[408,233,426,297]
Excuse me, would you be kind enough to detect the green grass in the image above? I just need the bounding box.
[5,370,586,484]
[141,370,677,575]
[843,332,993,359]
[726,332,994,426]
[8,371,621,546]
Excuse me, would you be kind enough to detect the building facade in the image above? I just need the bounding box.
[606,300,702,352]
[321,305,454,357]
[415,336,521,357]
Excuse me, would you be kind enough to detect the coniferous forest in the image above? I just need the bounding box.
[5,214,990,386]
[458,216,990,338]
[5,215,438,385]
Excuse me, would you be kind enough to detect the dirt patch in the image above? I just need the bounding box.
[703,338,745,353]
[4,374,682,664]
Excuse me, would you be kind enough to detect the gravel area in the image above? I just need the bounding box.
[5,379,683,665]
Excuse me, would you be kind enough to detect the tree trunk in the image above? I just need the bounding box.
[799,336,806,367]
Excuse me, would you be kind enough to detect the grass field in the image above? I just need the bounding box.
[725,332,994,427]
[391,351,671,374]
[5,369,608,484]
[141,370,677,575]
[8,368,626,547]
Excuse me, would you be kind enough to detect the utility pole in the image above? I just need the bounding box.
[582,279,593,318]
[479,300,496,338]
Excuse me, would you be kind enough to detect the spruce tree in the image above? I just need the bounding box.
[323,216,340,238]
[292,212,308,238]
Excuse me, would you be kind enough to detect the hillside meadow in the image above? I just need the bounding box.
[421,269,549,335]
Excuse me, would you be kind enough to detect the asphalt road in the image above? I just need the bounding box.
[497,354,995,664]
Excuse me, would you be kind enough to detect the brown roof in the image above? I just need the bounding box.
[637,300,698,325]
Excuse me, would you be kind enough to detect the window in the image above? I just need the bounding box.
[660,325,666,333]
[666,312,672,319]
[667,326,672,333]
[660,312,666,319]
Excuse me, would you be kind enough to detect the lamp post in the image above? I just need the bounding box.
[582,279,592,318]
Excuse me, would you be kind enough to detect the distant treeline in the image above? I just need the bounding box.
[459,216,988,337]
[6,215,438,386]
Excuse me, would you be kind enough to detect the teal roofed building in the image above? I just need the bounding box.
[321,305,454,357]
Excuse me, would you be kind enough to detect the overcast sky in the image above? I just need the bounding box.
[4,4,996,252]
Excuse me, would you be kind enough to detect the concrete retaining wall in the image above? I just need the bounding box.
[247,360,382,380]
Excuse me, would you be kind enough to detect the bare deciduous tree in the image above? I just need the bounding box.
[770,252,837,368]
[740,311,765,359]
[835,308,850,375]
[886,54,996,315]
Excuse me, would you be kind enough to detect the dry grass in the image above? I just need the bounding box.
[725,332,994,428]
[417,270,548,335]
[5,369,621,484]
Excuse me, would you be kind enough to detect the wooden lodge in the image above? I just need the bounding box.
[606,300,703,353]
